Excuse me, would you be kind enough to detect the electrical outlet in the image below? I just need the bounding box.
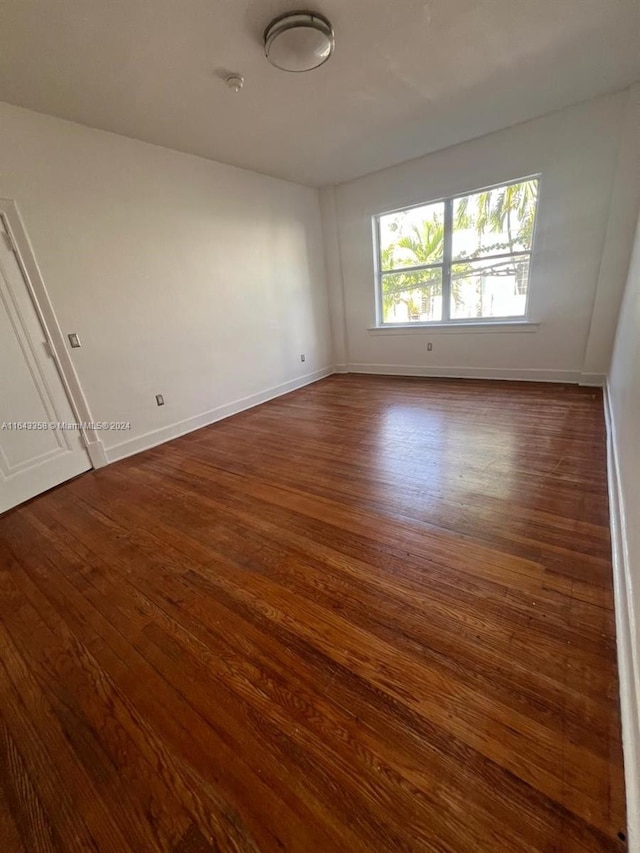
[300,354,306,362]
[155,394,165,406]
[427,342,433,352]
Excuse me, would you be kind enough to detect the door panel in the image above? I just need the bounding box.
[0,219,91,513]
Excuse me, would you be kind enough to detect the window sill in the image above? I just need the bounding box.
[367,320,539,335]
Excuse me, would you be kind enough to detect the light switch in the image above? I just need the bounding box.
[68,333,81,348]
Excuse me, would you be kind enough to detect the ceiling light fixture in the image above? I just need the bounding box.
[264,11,334,73]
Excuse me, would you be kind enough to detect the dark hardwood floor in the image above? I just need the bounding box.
[0,375,626,852]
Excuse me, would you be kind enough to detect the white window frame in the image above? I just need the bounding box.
[373,175,541,328]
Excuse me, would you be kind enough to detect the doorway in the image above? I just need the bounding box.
[0,213,92,513]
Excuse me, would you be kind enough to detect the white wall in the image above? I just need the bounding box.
[1,88,637,468]
[584,83,640,376]
[0,102,333,460]
[323,88,640,384]
[608,209,640,850]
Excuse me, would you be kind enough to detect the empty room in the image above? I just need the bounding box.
[0,1,639,851]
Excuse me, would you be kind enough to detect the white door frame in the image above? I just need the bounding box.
[0,198,107,468]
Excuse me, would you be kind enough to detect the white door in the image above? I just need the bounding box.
[0,219,92,513]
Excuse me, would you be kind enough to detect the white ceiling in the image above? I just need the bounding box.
[1,0,639,186]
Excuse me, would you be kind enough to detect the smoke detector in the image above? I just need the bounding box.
[225,74,244,92]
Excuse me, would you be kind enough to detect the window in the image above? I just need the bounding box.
[374,177,539,326]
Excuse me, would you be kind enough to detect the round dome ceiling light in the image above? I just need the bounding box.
[264,11,335,73]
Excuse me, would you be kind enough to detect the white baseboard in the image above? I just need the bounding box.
[85,439,108,468]
[580,372,607,387]
[345,363,584,383]
[604,384,640,852]
[106,367,334,463]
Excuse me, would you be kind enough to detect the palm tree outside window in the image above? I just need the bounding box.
[374,177,540,325]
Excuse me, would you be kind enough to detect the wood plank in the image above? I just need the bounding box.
[0,376,627,852]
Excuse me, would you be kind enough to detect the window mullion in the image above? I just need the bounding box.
[382,261,446,275]
[442,198,453,322]
[375,215,383,325]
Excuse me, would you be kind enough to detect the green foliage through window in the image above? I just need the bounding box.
[375,178,539,324]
